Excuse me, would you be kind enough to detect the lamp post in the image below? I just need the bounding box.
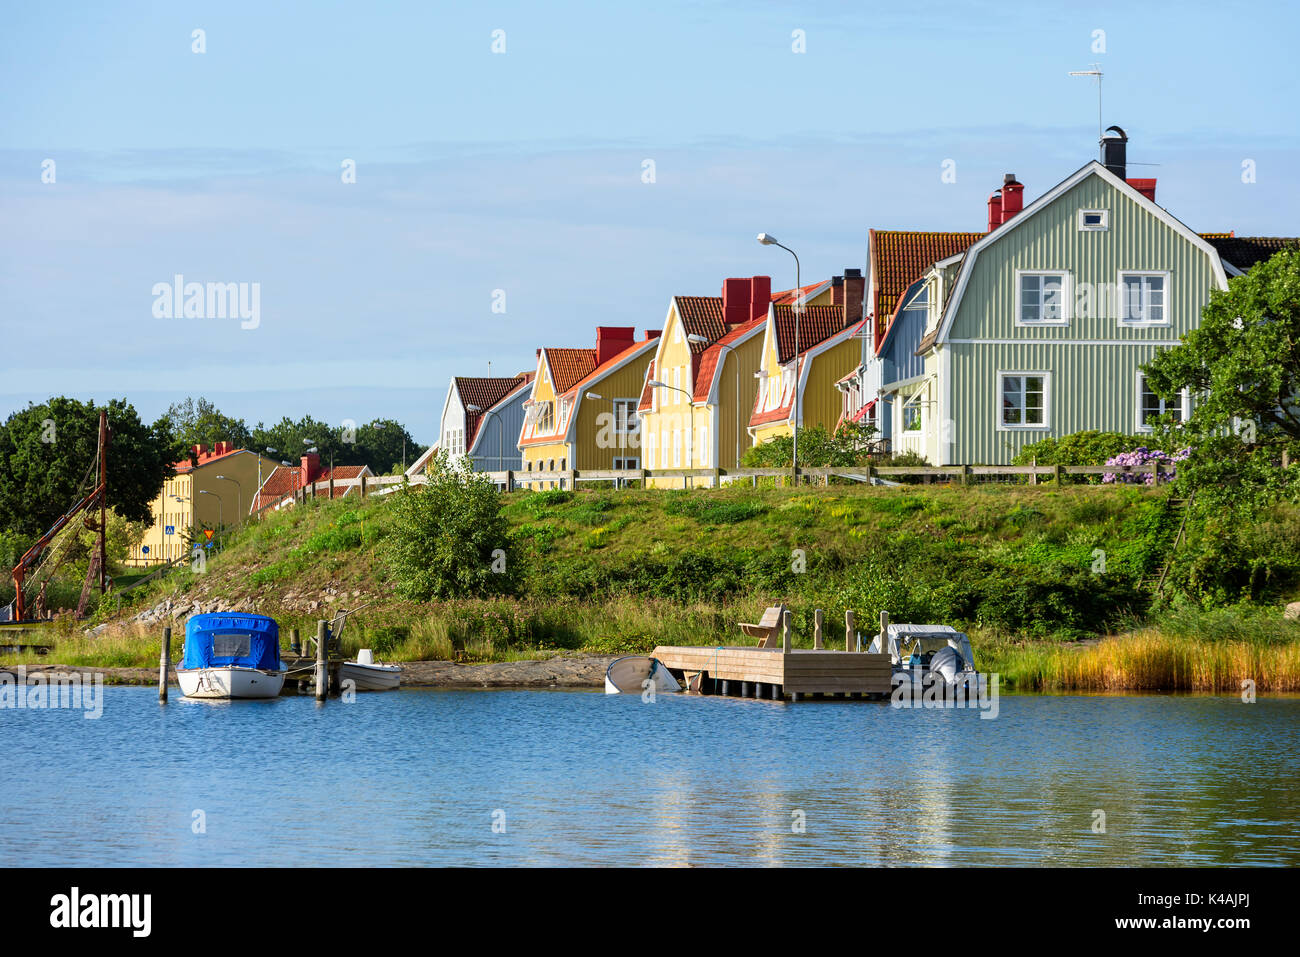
[758,232,802,477]
[198,489,223,544]
[214,474,242,523]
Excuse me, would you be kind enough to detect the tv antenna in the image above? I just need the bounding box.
[1068,64,1104,143]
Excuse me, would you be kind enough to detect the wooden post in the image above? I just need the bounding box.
[865,464,874,482]
[158,626,170,702]
[1283,450,1291,469]
[813,608,824,650]
[328,476,335,499]
[1054,463,1064,485]
[1030,456,1037,486]
[360,474,368,498]
[1150,460,1160,484]
[782,609,792,653]
[845,609,855,652]
[879,609,889,655]
[961,464,971,486]
[315,619,328,701]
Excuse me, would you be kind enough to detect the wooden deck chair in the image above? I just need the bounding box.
[738,604,786,648]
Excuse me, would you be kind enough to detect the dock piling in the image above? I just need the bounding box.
[158,626,170,702]
[846,609,855,652]
[813,609,824,650]
[315,619,328,701]
[782,610,792,654]
[879,609,889,653]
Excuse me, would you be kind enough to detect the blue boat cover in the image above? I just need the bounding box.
[182,613,281,670]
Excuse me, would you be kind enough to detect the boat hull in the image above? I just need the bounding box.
[604,656,682,695]
[177,666,286,699]
[339,661,402,691]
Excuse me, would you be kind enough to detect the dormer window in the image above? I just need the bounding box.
[1078,209,1109,231]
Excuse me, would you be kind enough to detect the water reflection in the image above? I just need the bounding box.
[1,687,1297,866]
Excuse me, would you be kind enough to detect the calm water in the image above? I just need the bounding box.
[3,687,1298,866]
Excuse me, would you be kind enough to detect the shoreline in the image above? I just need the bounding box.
[1,655,617,689]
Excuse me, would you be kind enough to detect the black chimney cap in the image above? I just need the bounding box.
[1102,125,1128,141]
[1003,173,1020,185]
[845,268,863,278]
[831,275,844,287]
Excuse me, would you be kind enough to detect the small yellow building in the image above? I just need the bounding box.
[128,442,274,566]
[637,276,837,485]
[749,270,867,447]
[518,327,660,488]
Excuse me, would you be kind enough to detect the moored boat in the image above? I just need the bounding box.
[340,649,401,691]
[867,623,979,690]
[177,613,286,700]
[604,655,682,695]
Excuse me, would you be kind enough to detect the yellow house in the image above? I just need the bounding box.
[128,442,274,566]
[749,270,867,447]
[518,327,660,488]
[637,277,836,486]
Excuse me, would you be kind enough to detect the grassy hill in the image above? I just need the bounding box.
[28,479,1296,691]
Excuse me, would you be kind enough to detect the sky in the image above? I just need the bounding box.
[2,0,1297,446]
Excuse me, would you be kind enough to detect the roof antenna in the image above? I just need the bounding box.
[1068,64,1104,146]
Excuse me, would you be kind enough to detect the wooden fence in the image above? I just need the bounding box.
[267,460,1172,505]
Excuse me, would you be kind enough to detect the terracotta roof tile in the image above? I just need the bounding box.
[638,360,656,412]
[870,230,982,342]
[773,303,854,364]
[770,281,829,305]
[673,296,728,353]
[545,348,598,393]
[455,374,532,449]
[1207,236,1300,271]
[692,316,765,402]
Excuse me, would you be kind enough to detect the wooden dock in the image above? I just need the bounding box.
[651,645,893,701]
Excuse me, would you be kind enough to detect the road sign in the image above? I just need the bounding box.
[164,525,175,536]
[203,529,214,541]
[141,546,149,554]
[204,541,213,549]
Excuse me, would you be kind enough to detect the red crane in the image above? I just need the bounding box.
[10,411,110,623]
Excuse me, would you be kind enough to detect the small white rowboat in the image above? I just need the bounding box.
[604,656,682,695]
[339,649,402,691]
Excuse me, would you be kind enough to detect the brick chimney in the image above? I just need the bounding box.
[1000,174,1024,223]
[722,278,749,325]
[987,189,1003,232]
[595,326,636,365]
[645,329,662,340]
[843,268,865,323]
[830,275,845,306]
[191,443,208,459]
[748,275,771,323]
[1127,178,1156,202]
[300,453,320,488]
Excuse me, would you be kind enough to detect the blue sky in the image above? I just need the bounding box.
[2,0,1297,444]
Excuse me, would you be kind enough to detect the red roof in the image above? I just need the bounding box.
[456,373,533,450]
[172,442,245,473]
[771,281,829,305]
[544,348,598,393]
[637,359,657,412]
[692,315,766,402]
[252,464,371,512]
[773,304,855,363]
[673,296,728,353]
[749,318,867,429]
[869,230,983,343]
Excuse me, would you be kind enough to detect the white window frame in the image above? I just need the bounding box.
[672,429,681,467]
[612,456,640,470]
[1135,372,1189,432]
[645,431,656,468]
[1015,270,1072,327]
[1118,270,1171,327]
[611,398,639,435]
[1078,209,1109,232]
[997,371,1051,431]
[901,393,923,432]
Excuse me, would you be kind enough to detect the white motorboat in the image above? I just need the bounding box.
[867,623,979,690]
[340,649,402,691]
[177,613,286,700]
[604,655,682,695]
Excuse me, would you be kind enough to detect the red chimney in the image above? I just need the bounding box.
[722,278,750,325]
[645,329,662,339]
[831,275,845,306]
[843,268,865,324]
[595,325,636,365]
[1127,178,1156,202]
[987,190,1003,231]
[300,453,320,488]
[748,275,771,322]
[1000,174,1024,223]
[191,443,207,459]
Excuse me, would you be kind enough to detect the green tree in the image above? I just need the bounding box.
[154,396,252,460]
[353,418,417,474]
[385,451,515,600]
[0,398,171,537]
[250,415,348,468]
[1144,245,1300,506]
[741,422,880,468]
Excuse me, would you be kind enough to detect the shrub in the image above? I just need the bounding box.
[385,451,516,600]
[1012,430,1141,466]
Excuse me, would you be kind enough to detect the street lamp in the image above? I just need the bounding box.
[214,474,242,522]
[198,489,223,542]
[758,232,803,476]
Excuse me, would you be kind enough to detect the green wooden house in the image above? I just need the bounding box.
[907,142,1232,466]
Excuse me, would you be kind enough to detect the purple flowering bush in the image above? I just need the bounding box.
[1102,446,1192,484]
